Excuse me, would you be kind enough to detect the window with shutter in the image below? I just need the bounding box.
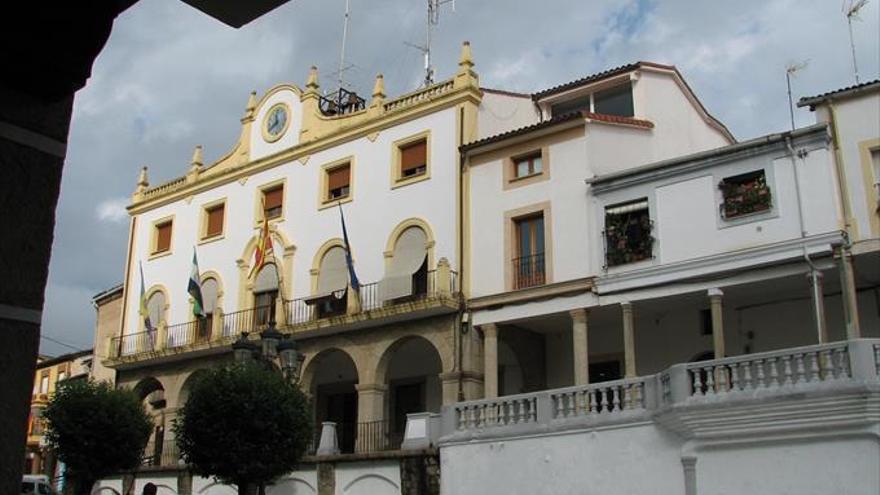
[326,164,351,201]
[205,203,225,238]
[263,186,283,219]
[154,221,172,253]
[400,139,427,178]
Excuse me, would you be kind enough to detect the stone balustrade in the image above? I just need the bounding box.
[433,338,880,444]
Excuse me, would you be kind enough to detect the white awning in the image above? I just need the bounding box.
[254,263,278,292]
[379,227,427,300]
[605,199,648,215]
[317,246,349,294]
[202,278,219,314]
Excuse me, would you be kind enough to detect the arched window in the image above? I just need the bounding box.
[253,264,278,327]
[380,227,428,301]
[146,291,166,328]
[306,246,348,318]
[197,278,219,341]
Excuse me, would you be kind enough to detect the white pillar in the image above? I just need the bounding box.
[483,323,498,398]
[837,246,861,339]
[570,309,589,385]
[708,288,725,358]
[621,302,636,378]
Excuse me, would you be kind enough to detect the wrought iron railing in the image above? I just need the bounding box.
[512,253,545,289]
[112,329,158,357]
[142,441,181,467]
[222,306,272,337]
[319,88,366,116]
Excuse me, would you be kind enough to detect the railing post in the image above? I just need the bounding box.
[847,340,879,381]
[274,300,286,328]
[346,284,362,315]
[156,320,168,351]
[212,307,224,341]
[666,363,692,406]
[535,391,554,425]
[401,412,440,450]
[316,422,340,456]
[643,375,660,411]
[436,257,452,298]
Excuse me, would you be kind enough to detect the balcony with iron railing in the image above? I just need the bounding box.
[106,264,459,367]
[512,253,545,289]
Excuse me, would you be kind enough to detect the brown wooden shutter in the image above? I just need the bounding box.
[400,139,427,173]
[206,204,224,237]
[156,222,172,252]
[263,186,283,217]
[327,164,350,190]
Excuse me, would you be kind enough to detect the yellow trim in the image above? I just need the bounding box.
[858,138,880,237]
[503,202,554,291]
[261,102,292,143]
[310,238,346,293]
[391,130,432,189]
[504,146,551,190]
[198,198,227,243]
[383,218,437,273]
[254,178,287,227]
[318,155,355,210]
[148,215,175,259]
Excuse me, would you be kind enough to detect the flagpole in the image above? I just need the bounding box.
[254,197,289,328]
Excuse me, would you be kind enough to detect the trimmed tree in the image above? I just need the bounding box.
[173,362,313,495]
[44,379,152,495]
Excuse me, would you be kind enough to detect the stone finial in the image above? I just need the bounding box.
[306,66,320,93]
[244,91,257,118]
[372,74,386,99]
[136,166,149,191]
[191,145,204,168]
[458,41,474,69]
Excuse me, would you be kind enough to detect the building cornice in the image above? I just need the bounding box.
[468,277,593,311]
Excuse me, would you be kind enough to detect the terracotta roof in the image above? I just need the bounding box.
[532,62,676,100]
[460,112,583,153]
[583,112,654,128]
[797,79,880,108]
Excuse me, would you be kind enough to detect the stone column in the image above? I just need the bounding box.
[482,323,498,398]
[439,371,461,405]
[621,302,636,378]
[355,383,386,423]
[836,246,861,339]
[570,309,589,385]
[708,288,725,358]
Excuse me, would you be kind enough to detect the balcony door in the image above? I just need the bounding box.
[253,264,278,328]
[514,215,545,288]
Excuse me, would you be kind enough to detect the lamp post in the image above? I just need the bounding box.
[231,320,305,383]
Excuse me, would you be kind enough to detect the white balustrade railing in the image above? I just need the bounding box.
[684,341,850,397]
[445,339,880,436]
[453,392,539,431]
[550,377,649,419]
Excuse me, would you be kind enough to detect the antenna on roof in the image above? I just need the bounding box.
[337,0,353,92]
[319,0,366,117]
[843,0,868,84]
[406,0,456,87]
[785,60,809,131]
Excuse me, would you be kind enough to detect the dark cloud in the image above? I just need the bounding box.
[41,0,879,355]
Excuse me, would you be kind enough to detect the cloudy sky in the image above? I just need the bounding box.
[41,0,879,355]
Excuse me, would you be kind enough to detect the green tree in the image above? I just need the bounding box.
[44,379,152,495]
[173,362,313,495]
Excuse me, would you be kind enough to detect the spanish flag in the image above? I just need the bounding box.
[249,215,274,278]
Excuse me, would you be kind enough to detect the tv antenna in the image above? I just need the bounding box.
[333,0,354,91]
[405,0,456,87]
[785,60,809,130]
[843,0,868,84]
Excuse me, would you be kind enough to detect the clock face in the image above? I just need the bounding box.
[265,105,289,140]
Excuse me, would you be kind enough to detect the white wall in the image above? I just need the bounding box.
[335,460,400,495]
[476,91,539,140]
[249,86,304,161]
[126,106,459,334]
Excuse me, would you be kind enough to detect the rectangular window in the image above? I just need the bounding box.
[550,94,591,117]
[39,373,49,395]
[593,83,634,117]
[263,186,284,220]
[604,199,653,267]
[204,203,225,238]
[154,221,172,254]
[400,139,427,178]
[514,153,543,179]
[719,170,772,219]
[513,214,545,289]
[326,163,351,201]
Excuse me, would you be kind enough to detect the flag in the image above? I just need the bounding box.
[188,248,204,318]
[138,262,155,349]
[249,215,274,278]
[339,203,360,291]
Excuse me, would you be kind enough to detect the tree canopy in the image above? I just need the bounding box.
[173,362,313,494]
[44,379,152,495]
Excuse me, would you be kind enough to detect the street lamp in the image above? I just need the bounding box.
[232,321,305,383]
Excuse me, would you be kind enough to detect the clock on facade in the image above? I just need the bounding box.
[262,103,290,142]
